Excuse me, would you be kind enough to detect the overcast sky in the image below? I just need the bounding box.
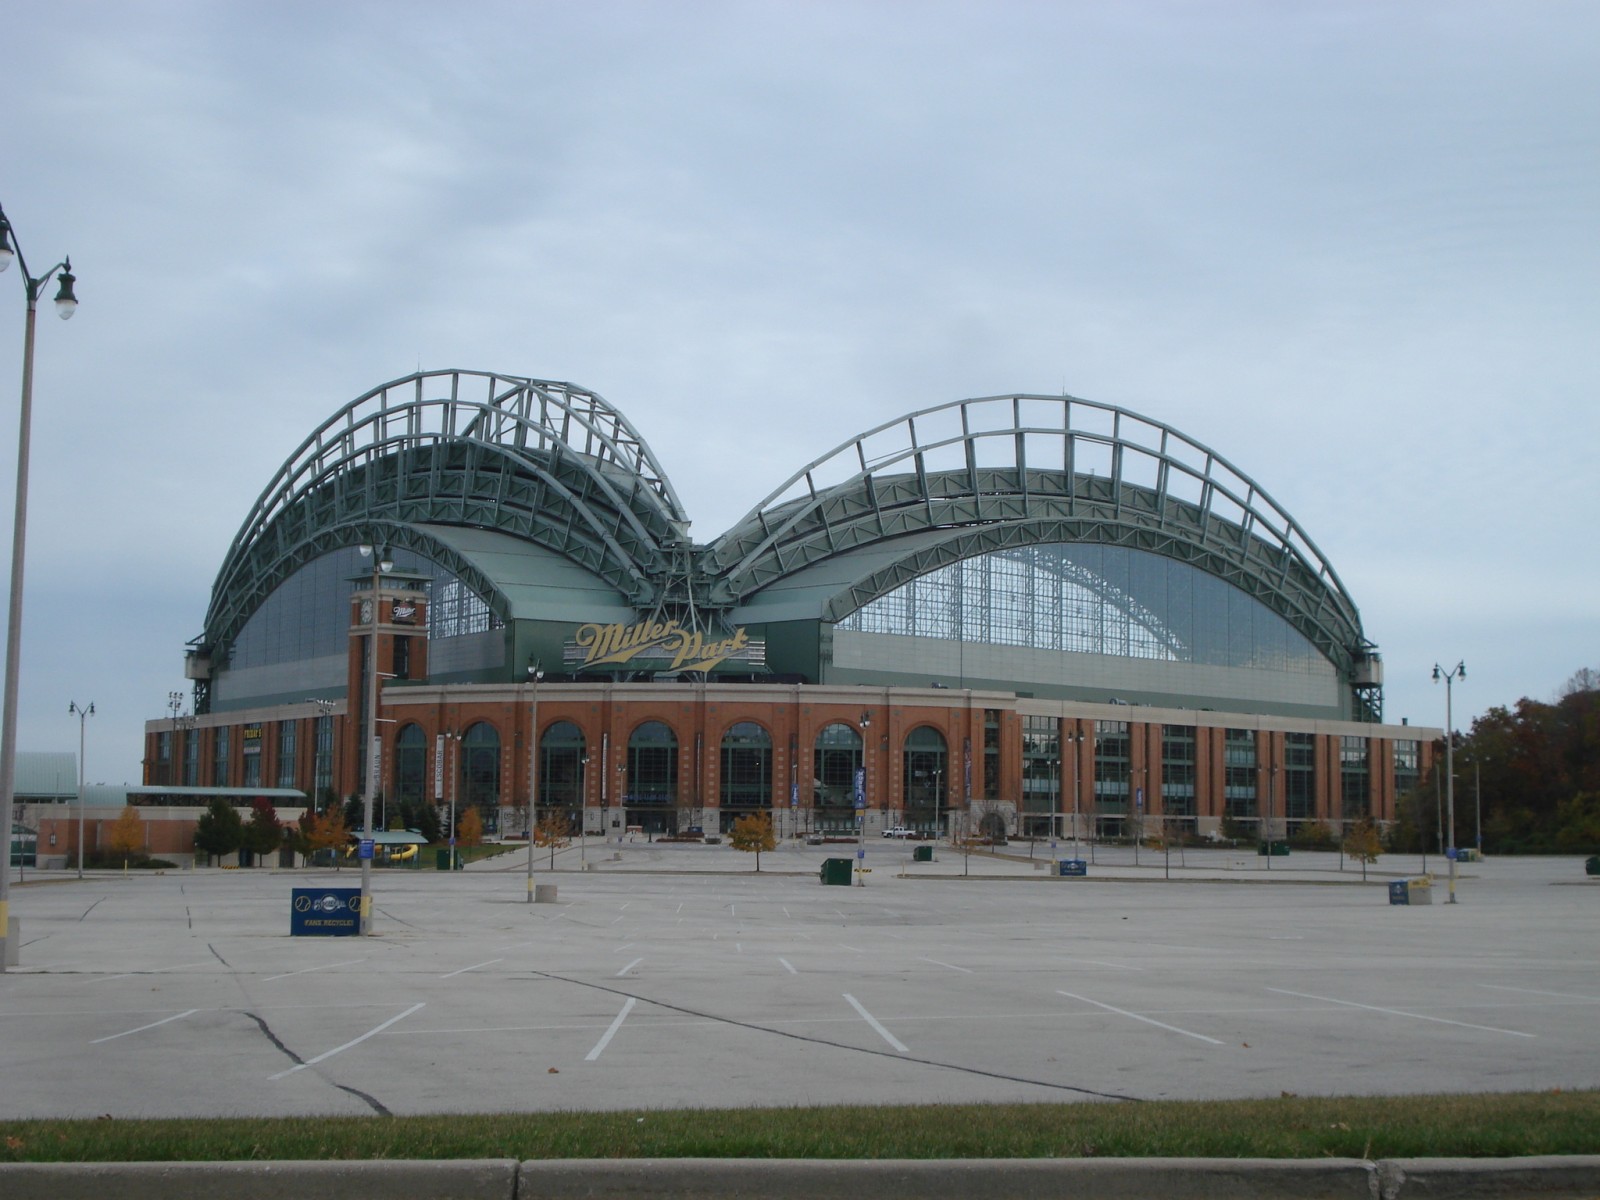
[1,1,1595,788]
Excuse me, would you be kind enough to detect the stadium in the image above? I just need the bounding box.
[143,370,1435,846]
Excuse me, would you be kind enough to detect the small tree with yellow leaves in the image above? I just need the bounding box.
[728,812,777,871]
[107,805,145,866]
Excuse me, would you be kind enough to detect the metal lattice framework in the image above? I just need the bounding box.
[204,370,686,656]
[708,394,1368,679]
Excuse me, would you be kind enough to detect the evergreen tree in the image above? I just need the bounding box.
[194,798,244,861]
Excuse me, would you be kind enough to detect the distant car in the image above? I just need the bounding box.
[882,826,913,838]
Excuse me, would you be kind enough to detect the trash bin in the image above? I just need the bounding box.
[1585,856,1599,877]
[1407,877,1433,905]
[1387,880,1410,905]
[820,857,854,886]
[436,848,461,871]
[1257,842,1290,857]
[913,845,933,863]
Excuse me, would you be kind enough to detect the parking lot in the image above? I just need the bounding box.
[2,844,1596,1118]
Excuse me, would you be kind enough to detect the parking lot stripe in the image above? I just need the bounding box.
[844,993,908,1053]
[1477,983,1598,1002]
[81,960,213,985]
[441,957,503,979]
[1057,991,1224,1045]
[269,1002,426,1080]
[616,957,643,976]
[779,958,797,974]
[585,998,636,1060]
[263,958,366,982]
[1266,988,1536,1037]
[919,957,973,974]
[91,1009,199,1044]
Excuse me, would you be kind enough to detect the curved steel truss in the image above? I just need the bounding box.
[202,379,1377,717]
[708,394,1367,677]
[204,370,687,655]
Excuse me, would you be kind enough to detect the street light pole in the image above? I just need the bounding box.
[527,661,543,902]
[1063,727,1085,860]
[0,202,77,974]
[357,541,393,934]
[68,701,93,879]
[1433,661,1465,904]
[857,710,871,885]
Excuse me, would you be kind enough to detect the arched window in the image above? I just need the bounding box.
[539,720,586,825]
[902,725,948,834]
[720,722,772,827]
[395,724,428,807]
[626,721,677,807]
[813,722,863,834]
[462,721,501,832]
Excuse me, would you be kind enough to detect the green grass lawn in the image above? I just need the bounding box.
[3,1091,1595,1162]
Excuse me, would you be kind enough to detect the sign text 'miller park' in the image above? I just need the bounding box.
[573,619,753,674]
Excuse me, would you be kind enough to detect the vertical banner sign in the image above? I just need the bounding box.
[853,767,865,808]
[1136,786,1144,811]
[964,738,972,798]
[791,782,799,807]
[434,734,445,801]
[369,736,382,796]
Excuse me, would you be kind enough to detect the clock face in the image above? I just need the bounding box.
[360,599,374,624]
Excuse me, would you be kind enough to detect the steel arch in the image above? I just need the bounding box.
[204,370,686,654]
[709,394,1366,673]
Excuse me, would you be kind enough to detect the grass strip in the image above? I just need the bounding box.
[2,1091,1596,1162]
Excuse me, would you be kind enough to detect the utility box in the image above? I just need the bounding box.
[1586,856,1600,877]
[1257,842,1291,857]
[913,845,933,863]
[820,857,854,886]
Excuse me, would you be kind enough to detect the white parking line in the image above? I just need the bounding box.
[442,958,503,979]
[1266,988,1535,1037]
[263,958,366,982]
[1079,960,1145,971]
[779,958,798,974]
[82,960,213,985]
[1478,983,1598,1002]
[1057,991,1223,1045]
[919,957,972,974]
[585,998,636,1061]
[269,1002,426,1080]
[616,957,643,976]
[91,1009,199,1044]
[844,993,908,1053]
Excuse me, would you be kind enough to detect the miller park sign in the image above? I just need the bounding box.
[564,617,765,676]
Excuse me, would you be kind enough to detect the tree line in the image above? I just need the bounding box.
[1388,667,1600,854]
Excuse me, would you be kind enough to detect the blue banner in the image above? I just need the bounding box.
[291,887,361,937]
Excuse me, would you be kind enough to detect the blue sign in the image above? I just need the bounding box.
[1388,880,1410,906]
[853,767,865,808]
[857,848,866,860]
[357,839,375,860]
[291,887,361,936]
[1135,787,1144,811]
[1446,847,1459,861]
[791,783,799,807]
[1059,859,1088,877]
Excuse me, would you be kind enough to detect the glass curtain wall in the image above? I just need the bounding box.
[812,723,862,834]
[901,726,948,834]
[1020,716,1059,838]
[1284,732,1316,825]
[1094,720,1130,839]
[719,722,772,833]
[1340,735,1371,821]
[462,722,501,833]
[1161,725,1197,835]
[1223,728,1258,830]
[395,724,427,807]
[626,721,678,834]
[540,720,586,832]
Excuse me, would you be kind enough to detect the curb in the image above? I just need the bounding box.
[3,1157,1599,1200]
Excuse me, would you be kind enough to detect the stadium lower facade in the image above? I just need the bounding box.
[143,371,1436,842]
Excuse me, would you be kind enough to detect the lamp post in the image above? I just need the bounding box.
[1063,727,1085,860]
[0,202,77,974]
[440,729,463,869]
[857,710,870,885]
[357,542,393,934]
[527,661,544,902]
[1433,661,1465,904]
[579,753,590,866]
[68,701,93,879]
